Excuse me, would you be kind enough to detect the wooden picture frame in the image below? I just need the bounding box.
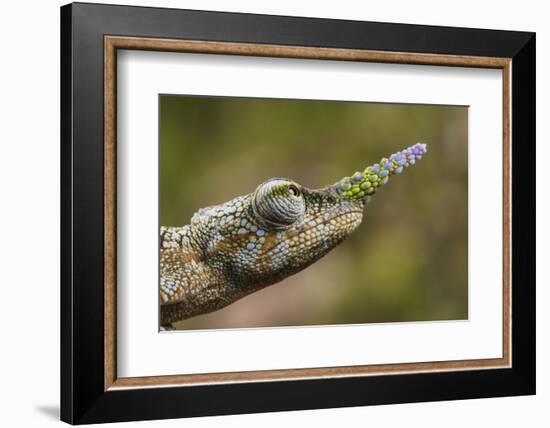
[61,2,535,424]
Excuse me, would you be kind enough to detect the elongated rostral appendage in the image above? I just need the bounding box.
[334,142,428,200]
[160,142,428,328]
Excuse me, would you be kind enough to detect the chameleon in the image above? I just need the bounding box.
[160,142,427,329]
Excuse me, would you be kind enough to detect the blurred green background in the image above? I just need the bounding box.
[159,95,468,330]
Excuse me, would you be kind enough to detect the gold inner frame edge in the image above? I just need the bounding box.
[104,36,512,391]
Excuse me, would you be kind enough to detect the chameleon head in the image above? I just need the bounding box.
[192,143,427,291]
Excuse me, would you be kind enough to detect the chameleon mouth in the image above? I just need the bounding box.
[299,201,363,225]
[322,208,363,222]
[262,209,362,256]
[315,209,363,231]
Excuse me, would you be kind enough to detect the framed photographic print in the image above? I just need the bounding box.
[60,2,535,424]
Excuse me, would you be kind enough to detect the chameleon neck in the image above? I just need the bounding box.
[160,226,249,325]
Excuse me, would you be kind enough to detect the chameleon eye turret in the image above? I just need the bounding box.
[252,178,306,229]
[160,142,428,328]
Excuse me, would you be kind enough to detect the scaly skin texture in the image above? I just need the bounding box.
[160,143,428,328]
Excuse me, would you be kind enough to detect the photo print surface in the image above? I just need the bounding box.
[159,95,468,331]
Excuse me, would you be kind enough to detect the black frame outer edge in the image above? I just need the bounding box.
[510,35,536,392]
[60,4,74,425]
[60,2,536,424]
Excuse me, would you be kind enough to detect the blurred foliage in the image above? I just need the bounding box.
[159,95,468,330]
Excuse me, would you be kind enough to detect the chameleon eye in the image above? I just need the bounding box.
[288,184,301,197]
[252,178,305,229]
